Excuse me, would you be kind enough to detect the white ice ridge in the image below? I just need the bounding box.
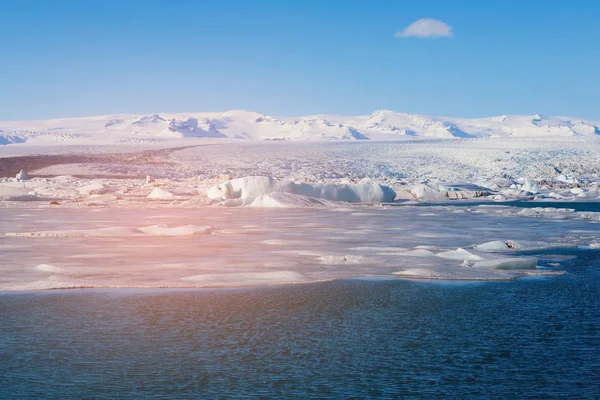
[207,176,396,206]
[5,225,216,238]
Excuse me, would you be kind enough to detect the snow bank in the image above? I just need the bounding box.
[207,176,396,205]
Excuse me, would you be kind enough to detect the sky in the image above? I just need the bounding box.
[1,0,600,120]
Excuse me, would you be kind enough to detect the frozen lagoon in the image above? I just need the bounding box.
[2,202,599,291]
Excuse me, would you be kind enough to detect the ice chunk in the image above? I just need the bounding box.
[568,187,583,194]
[437,248,484,261]
[77,183,107,196]
[475,241,510,252]
[556,174,578,184]
[475,240,577,252]
[473,257,537,270]
[409,184,445,201]
[501,188,524,198]
[400,249,436,257]
[147,188,175,199]
[577,190,598,199]
[521,180,539,194]
[15,170,29,181]
[481,178,515,191]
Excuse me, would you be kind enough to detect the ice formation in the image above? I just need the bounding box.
[15,169,28,181]
[207,176,396,205]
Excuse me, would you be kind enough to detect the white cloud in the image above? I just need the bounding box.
[396,18,453,38]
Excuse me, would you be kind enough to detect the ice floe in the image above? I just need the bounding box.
[398,246,538,270]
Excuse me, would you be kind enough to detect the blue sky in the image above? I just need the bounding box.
[2,0,599,120]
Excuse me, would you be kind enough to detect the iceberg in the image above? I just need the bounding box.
[207,176,396,205]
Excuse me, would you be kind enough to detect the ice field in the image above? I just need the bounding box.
[2,137,600,290]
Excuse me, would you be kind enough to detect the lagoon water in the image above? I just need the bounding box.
[1,252,599,399]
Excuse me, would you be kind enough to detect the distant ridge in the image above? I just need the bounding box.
[1,110,599,145]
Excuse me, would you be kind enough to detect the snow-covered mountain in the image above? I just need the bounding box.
[1,110,599,145]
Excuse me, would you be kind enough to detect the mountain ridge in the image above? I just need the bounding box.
[1,110,599,145]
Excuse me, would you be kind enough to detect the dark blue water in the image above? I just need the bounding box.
[1,254,599,399]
